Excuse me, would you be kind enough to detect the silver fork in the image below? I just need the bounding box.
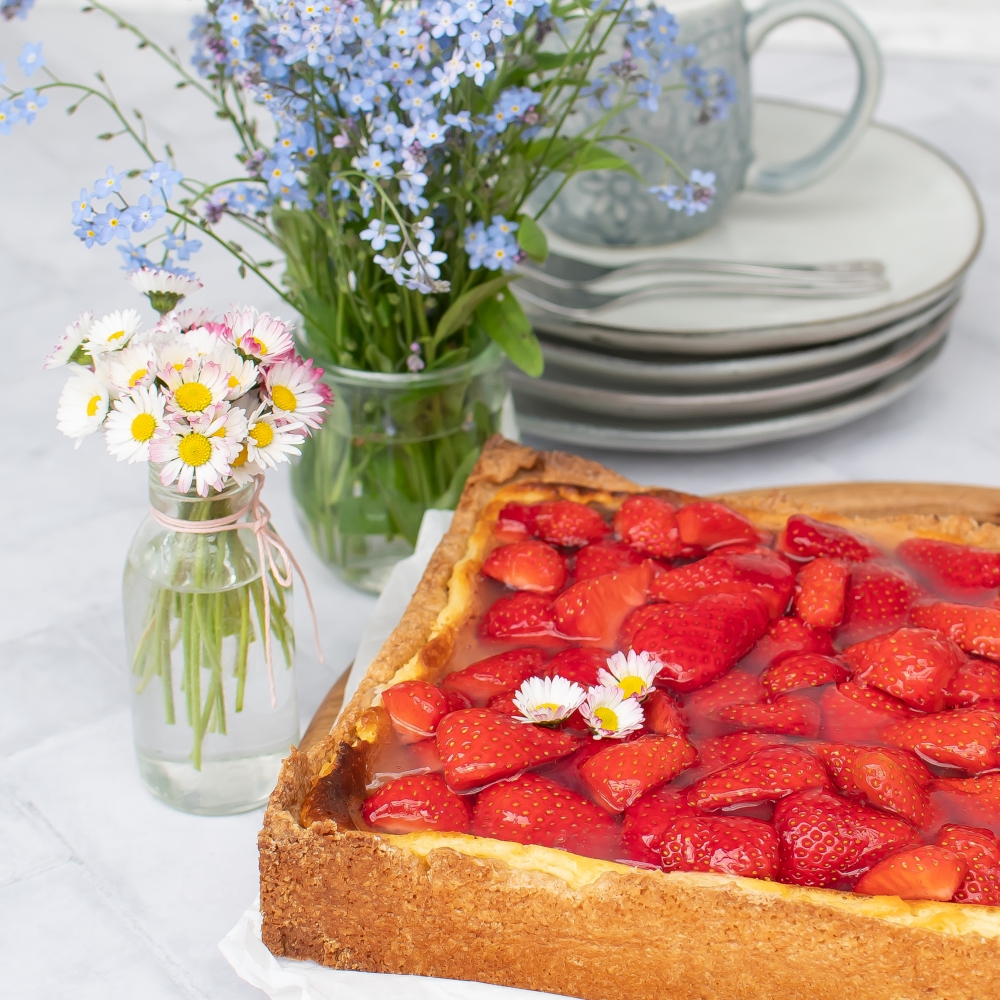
[516,252,889,305]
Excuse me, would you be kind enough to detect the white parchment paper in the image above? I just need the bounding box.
[221,508,575,999]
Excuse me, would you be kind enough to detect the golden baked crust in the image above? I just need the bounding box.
[260,437,1000,1000]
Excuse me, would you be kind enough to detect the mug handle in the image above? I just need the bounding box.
[743,0,882,193]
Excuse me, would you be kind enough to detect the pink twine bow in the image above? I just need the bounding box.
[150,475,323,708]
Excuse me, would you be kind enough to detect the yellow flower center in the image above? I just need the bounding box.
[108,328,127,342]
[177,433,212,467]
[618,676,646,699]
[129,369,148,387]
[232,444,249,468]
[130,413,157,442]
[227,374,240,389]
[593,707,619,731]
[271,385,297,412]
[249,422,274,448]
[86,394,102,417]
[537,702,560,713]
[174,381,213,412]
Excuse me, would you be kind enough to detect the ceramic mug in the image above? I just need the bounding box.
[539,0,882,247]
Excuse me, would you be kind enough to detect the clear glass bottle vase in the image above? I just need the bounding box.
[123,471,299,815]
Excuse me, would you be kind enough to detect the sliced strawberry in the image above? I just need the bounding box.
[897,537,1000,593]
[695,732,789,773]
[819,682,915,742]
[794,557,849,628]
[762,653,849,697]
[442,688,472,713]
[883,709,1000,773]
[780,514,880,562]
[436,708,578,792]
[938,823,1000,866]
[618,602,674,651]
[643,689,688,738]
[931,774,1000,828]
[660,815,779,878]
[486,691,519,715]
[683,671,767,738]
[946,658,1000,708]
[574,541,643,582]
[939,826,1000,904]
[845,627,964,713]
[686,745,830,811]
[621,787,702,865]
[479,592,556,641]
[472,773,616,852]
[763,617,836,663]
[496,502,539,539]
[773,788,920,887]
[613,495,682,558]
[534,500,609,548]
[382,680,449,743]
[719,694,821,737]
[911,602,1000,661]
[580,734,697,813]
[544,647,609,688]
[675,501,761,551]
[482,539,568,595]
[650,549,795,620]
[631,592,770,692]
[813,742,931,800]
[442,648,547,706]
[840,562,922,638]
[362,774,472,834]
[553,563,651,646]
[851,748,932,828]
[854,845,967,901]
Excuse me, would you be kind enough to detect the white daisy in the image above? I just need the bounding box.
[265,358,331,428]
[56,369,109,447]
[129,268,202,315]
[598,650,663,701]
[245,406,306,468]
[228,442,266,486]
[88,309,143,356]
[166,306,215,334]
[150,407,240,496]
[160,357,230,416]
[580,685,645,740]
[211,343,260,399]
[513,675,586,726]
[224,307,295,362]
[44,312,93,369]
[98,342,157,393]
[104,386,166,463]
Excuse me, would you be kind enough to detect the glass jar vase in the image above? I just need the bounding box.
[291,343,510,594]
[124,471,299,815]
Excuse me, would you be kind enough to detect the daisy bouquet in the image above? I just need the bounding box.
[8,0,729,584]
[47,270,330,770]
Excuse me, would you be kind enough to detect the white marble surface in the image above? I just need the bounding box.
[0,4,998,998]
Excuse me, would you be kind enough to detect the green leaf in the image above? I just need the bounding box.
[431,445,483,511]
[572,145,643,179]
[364,342,392,372]
[516,215,548,263]
[476,288,543,377]
[432,273,513,344]
[533,52,568,70]
[426,347,469,371]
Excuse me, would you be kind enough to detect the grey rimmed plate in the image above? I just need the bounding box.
[518,100,983,356]
[510,306,953,422]
[536,289,960,390]
[514,341,944,454]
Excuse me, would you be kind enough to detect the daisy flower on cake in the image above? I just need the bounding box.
[580,685,645,740]
[598,650,663,701]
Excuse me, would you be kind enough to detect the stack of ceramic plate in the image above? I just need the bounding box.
[511,100,983,453]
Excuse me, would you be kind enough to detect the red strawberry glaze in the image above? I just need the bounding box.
[354,496,1000,904]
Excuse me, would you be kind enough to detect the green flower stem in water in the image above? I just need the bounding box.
[131,514,293,771]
